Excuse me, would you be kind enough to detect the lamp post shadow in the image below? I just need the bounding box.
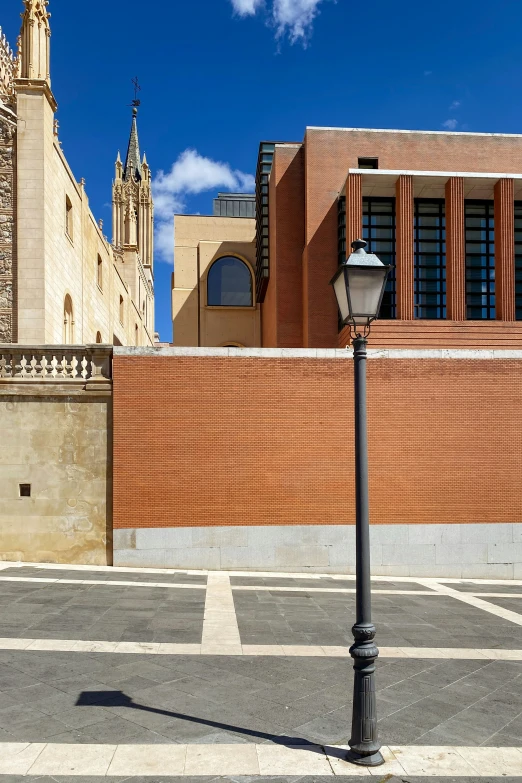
[76,689,348,760]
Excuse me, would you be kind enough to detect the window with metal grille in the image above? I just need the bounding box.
[465,201,495,320]
[362,197,396,319]
[414,199,446,319]
[515,203,522,320]
[338,195,346,266]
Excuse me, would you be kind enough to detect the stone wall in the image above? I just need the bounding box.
[173,215,259,347]
[0,345,112,565]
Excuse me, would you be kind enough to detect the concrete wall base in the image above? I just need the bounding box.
[113,524,522,579]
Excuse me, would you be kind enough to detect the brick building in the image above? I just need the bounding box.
[252,127,522,349]
[172,127,522,350]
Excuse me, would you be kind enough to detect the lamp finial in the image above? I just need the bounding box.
[351,239,367,252]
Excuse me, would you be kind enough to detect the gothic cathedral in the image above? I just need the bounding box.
[0,0,155,346]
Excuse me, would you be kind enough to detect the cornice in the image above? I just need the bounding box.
[13,78,57,112]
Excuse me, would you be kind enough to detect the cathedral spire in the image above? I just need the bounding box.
[19,0,51,83]
[112,82,153,271]
[123,106,142,182]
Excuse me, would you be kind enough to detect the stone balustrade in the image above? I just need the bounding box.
[0,345,112,382]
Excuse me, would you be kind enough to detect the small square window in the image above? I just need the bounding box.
[19,484,31,497]
[358,157,379,169]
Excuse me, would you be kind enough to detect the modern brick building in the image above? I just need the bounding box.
[172,127,522,350]
[254,127,522,349]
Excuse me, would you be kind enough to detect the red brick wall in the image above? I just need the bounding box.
[262,146,304,347]
[291,129,522,348]
[113,354,522,530]
[338,320,522,348]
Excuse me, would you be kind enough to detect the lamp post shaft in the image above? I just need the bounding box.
[347,336,384,767]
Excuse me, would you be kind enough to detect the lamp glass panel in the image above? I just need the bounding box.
[347,266,387,324]
[333,270,350,322]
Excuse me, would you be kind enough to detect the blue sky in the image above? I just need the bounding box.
[3,0,522,341]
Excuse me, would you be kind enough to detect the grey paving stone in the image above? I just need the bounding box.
[81,715,147,742]
[0,581,205,643]
[1,575,522,754]
[2,714,69,741]
[482,729,522,747]
[414,704,513,746]
[233,589,522,648]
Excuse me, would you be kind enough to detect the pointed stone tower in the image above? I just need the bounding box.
[13,0,57,343]
[112,106,154,272]
[19,0,52,83]
[112,104,154,334]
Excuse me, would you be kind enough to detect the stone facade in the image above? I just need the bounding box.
[0,345,112,565]
[0,1,155,348]
[172,214,260,346]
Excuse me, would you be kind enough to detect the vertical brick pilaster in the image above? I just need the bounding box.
[395,175,414,320]
[494,178,515,321]
[346,173,362,246]
[445,177,466,321]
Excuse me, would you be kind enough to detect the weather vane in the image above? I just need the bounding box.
[130,76,141,108]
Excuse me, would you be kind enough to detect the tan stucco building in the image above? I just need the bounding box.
[0,0,155,347]
[173,194,260,346]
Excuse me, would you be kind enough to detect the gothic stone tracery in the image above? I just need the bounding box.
[0,112,15,342]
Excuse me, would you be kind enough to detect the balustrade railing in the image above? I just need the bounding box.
[0,346,112,382]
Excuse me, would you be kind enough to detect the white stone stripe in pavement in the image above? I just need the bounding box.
[234,586,441,595]
[3,560,522,586]
[201,572,242,654]
[0,561,205,575]
[4,559,522,586]
[0,576,443,595]
[1,742,522,776]
[3,575,522,599]
[1,636,522,659]
[229,570,522,585]
[419,579,522,627]
[0,576,206,589]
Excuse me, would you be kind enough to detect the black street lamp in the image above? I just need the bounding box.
[330,238,392,767]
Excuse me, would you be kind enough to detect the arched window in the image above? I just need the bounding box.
[119,295,124,324]
[97,255,103,290]
[65,196,73,240]
[96,331,102,344]
[63,295,74,344]
[207,256,253,306]
[135,324,139,346]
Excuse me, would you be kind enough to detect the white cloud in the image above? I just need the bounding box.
[230,0,327,43]
[231,0,264,15]
[152,149,255,263]
[272,0,325,42]
[449,100,461,110]
[442,119,458,130]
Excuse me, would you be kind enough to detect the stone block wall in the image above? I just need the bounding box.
[0,346,113,564]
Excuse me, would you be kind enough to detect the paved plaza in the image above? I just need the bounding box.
[0,562,521,781]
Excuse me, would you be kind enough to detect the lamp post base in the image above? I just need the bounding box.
[345,749,385,767]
